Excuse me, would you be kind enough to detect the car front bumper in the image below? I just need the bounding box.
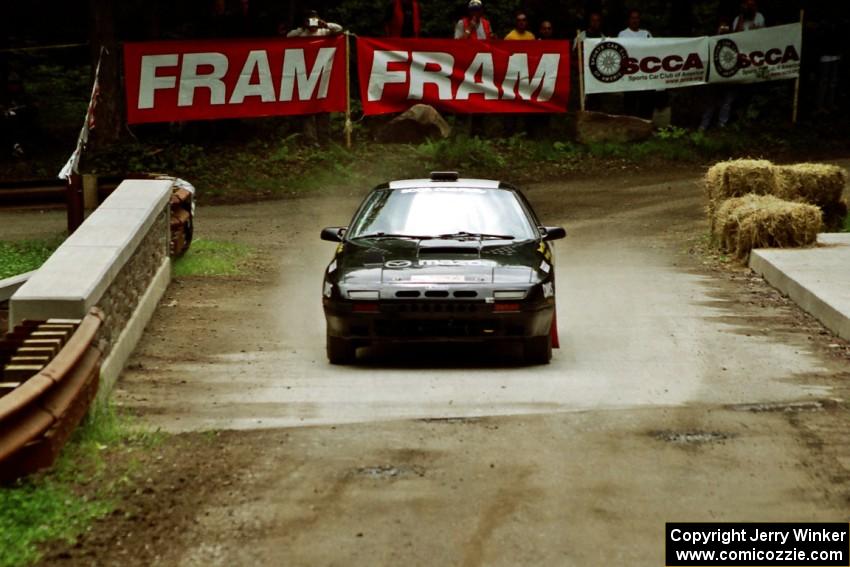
[323,299,554,343]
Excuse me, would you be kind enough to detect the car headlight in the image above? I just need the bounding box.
[348,290,380,300]
[493,290,528,300]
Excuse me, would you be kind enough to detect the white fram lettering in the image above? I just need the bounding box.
[138,54,178,109]
[366,49,561,102]
[178,52,228,106]
[280,47,337,101]
[456,53,498,100]
[409,52,454,100]
[230,50,275,103]
[136,47,337,109]
[368,50,408,101]
[501,53,560,101]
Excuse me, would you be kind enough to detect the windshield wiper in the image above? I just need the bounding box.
[437,231,515,240]
[351,232,435,240]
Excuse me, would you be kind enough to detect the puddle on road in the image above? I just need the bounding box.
[351,464,425,480]
[727,399,839,413]
[418,417,482,425]
[652,430,734,445]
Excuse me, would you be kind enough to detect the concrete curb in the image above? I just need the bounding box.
[99,257,171,396]
[749,234,850,341]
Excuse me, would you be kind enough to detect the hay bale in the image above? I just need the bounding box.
[705,159,776,230]
[713,194,822,259]
[774,163,848,208]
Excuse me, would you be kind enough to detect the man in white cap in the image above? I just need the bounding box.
[454,0,495,40]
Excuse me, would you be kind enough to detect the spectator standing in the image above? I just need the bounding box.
[700,17,734,130]
[733,0,765,31]
[618,10,653,117]
[385,0,420,38]
[504,10,535,135]
[286,10,343,37]
[618,9,652,39]
[574,12,605,50]
[575,12,606,111]
[538,20,554,39]
[812,15,842,114]
[287,10,343,145]
[707,1,765,127]
[454,0,495,40]
[505,10,535,40]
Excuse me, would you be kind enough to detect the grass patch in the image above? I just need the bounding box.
[0,236,63,280]
[172,239,252,277]
[0,403,163,567]
[843,213,850,233]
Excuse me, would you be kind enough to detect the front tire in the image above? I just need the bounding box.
[327,335,356,365]
[524,335,552,365]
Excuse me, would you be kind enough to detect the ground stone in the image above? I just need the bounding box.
[376,104,451,144]
[575,110,654,144]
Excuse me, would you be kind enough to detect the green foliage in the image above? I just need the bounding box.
[22,62,90,133]
[173,240,253,277]
[0,236,64,279]
[0,403,161,567]
[87,142,208,177]
[417,136,506,170]
[0,480,110,567]
[843,214,850,233]
[654,126,689,140]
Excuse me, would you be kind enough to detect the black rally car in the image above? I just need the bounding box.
[320,172,566,365]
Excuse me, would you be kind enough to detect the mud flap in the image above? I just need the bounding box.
[550,306,560,348]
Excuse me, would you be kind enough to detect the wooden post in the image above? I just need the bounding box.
[791,9,804,124]
[82,174,99,211]
[344,32,353,149]
[66,174,84,234]
[577,31,586,112]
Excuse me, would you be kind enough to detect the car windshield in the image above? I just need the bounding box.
[347,187,536,240]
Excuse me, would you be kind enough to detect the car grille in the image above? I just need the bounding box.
[383,302,481,314]
[393,290,479,299]
[374,319,500,338]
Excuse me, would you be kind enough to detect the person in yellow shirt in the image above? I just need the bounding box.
[504,11,535,40]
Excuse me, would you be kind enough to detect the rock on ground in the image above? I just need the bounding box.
[575,110,654,144]
[376,104,451,144]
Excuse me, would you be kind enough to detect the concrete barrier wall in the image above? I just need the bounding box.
[10,179,173,392]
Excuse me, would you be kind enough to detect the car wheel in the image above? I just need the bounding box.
[327,335,356,365]
[524,335,552,365]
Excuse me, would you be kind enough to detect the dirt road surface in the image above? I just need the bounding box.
[20,167,850,565]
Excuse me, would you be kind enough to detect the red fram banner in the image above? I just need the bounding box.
[357,38,570,115]
[124,36,347,124]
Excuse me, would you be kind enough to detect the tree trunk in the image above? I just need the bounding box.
[88,0,122,146]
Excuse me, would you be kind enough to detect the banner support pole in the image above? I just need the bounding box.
[577,31,586,112]
[791,10,804,125]
[344,32,353,148]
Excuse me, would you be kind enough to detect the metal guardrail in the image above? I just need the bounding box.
[0,308,103,481]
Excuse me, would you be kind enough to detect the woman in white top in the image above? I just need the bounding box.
[733,0,765,31]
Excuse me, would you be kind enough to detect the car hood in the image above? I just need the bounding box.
[332,238,551,285]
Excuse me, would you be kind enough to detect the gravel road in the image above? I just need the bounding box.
[17,167,850,566]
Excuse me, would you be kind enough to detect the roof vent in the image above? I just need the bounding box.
[430,171,459,182]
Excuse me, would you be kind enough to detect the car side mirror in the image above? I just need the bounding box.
[321,227,347,242]
[540,226,567,241]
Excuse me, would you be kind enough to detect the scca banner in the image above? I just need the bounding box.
[709,23,802,84]
[357,38,570,115]
[583,36,709,94]
[124,36,347,124]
